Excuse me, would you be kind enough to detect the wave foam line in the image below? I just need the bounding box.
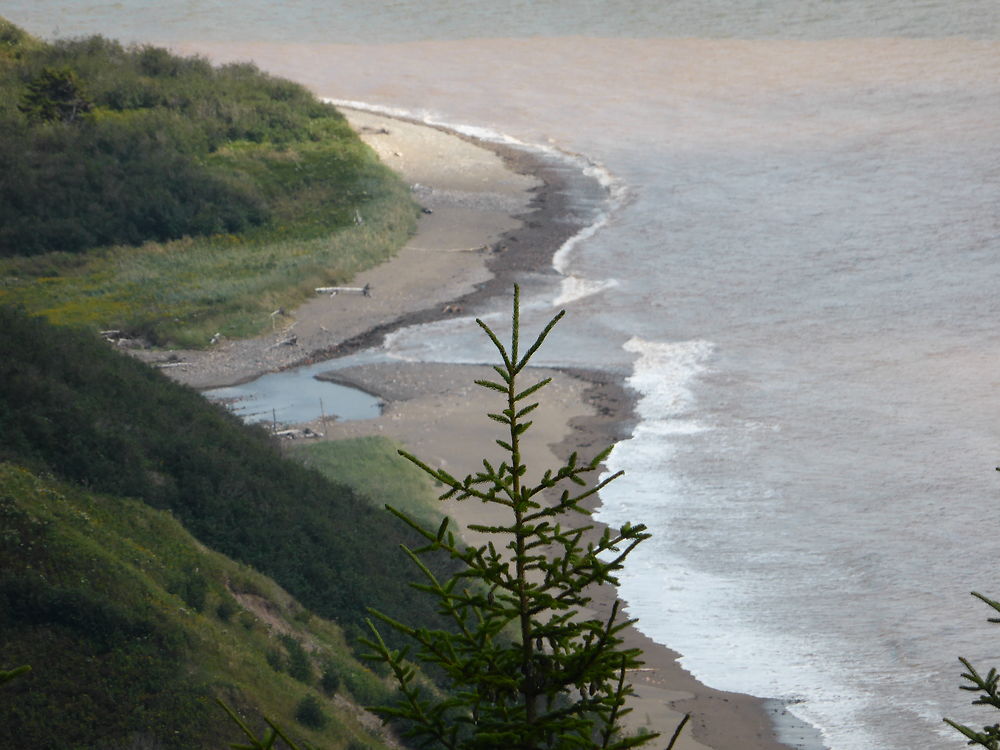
[325,98,629,296]
[550,166,629,277]
[552,276,620,307]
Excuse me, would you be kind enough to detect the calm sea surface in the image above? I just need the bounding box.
[9,4,1000,749]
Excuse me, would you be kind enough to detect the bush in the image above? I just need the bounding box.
[265,649,285,674]
[319,664,340,696]
[293,694,327,730]
[281,635,313,685]
[168,570,206,612]
[215,598,239,622]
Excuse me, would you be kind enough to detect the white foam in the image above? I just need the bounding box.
[595,336,960,750]
[551,163,630,276]
[552,275,619,306]
[328,97,543,151]
[381,308,510,364]
[620,336,715,420]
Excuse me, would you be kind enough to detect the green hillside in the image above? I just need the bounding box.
[0,17,418,345]
[0,307,463,747]
[0,18,447,747]
[0,306,455,640]
[0,463,395,749]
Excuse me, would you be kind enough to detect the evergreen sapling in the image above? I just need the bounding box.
[362,287,661,750]
[945,592,1000,749]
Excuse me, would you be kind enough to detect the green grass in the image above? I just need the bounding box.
[0,144,417,347]
[291,436,449,528]
[0,462,395,750]
[0,305,463,638]
[0,21,419,346]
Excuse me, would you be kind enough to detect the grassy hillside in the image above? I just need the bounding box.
[0,18,451,747]
[0,306,457,647]
[0,463,396,750]
[0,17,418,345]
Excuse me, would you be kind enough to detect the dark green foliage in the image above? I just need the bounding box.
[168,566,209,612]
[363,288,658,750]
[945,592,1000,748]
[217,597,240,622]
[18,66,92,123]
[0,21,384,256]
[282,635,315,684]
[320,663,342,696]
[266,649,286,674]
[1,573,159,649]
[0,307,456,641]
[294,695,328,730]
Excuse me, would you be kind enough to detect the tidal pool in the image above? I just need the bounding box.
[206,359,382,426]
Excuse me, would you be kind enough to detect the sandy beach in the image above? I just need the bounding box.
[149,106,815,750]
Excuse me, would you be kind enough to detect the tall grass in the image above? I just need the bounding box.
[0,20,419,346]
[291,436,447,528]
[0,160,416,347]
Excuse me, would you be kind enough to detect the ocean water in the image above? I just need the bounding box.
[8,4,1000,749]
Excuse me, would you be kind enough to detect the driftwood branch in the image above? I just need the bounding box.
[315,283,371,297]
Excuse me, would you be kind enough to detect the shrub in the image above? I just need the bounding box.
[281,635,313,685]
[293,694,327,730]
[265,648,285,674]
[215,598,239,622]
[18,66,92,123]
[319,664,340,696]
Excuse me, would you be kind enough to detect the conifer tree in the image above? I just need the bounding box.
[361,286,659,750]
[945,592,1000,748]
[18,66,92,123]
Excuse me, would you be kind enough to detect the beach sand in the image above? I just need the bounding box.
[149,103,817,750]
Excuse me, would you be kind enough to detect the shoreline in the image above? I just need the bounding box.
[148,100,820,750]
[135,106,584,391]
[316,360,823,750]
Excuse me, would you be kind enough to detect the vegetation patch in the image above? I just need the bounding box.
[291,435,449,528]
[0,18,417,345]
[0,463,392,749]
[0,307,459,643]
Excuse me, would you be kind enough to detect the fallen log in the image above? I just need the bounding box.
[315,283,371,297]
